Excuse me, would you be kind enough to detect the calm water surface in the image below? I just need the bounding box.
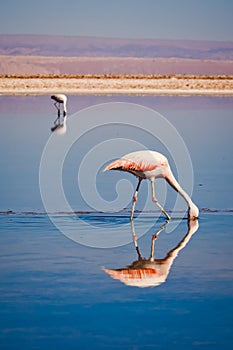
[0,95,233,349]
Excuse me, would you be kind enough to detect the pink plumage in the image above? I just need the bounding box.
[104,150,167,177]
[104,150,199,220]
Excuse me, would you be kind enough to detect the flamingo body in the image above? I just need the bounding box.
[51,94,67,105]
[104,150,199,220]
[51,94,67,115]
[105,150,168,180]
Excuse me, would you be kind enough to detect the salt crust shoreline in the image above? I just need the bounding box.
[0,77,233,96]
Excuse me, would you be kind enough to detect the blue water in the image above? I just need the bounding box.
[0,212,232,349]
[0,95,233,349]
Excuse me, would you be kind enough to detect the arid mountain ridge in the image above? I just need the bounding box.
[0,35,232,75]
[1,34,233,59]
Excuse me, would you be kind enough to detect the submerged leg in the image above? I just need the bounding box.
[130,178,142,221]
[151,180,171,220]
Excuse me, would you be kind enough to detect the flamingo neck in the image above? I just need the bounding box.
[165,168,194,209]
[63,104,67,116]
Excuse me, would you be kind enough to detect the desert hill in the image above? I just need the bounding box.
[0,35,232,75]
[1,34,233,59]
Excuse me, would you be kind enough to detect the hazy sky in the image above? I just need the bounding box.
[0,0,233,41]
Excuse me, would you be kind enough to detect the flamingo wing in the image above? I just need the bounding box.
[104,157,157,172]
[104,151,168,173]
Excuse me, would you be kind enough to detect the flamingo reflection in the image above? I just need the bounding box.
[104,220,199,288]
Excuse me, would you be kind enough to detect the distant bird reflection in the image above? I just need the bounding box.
[50,94,67,134]
[104,219,199,288]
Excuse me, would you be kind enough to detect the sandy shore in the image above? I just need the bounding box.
[0,76,233,96]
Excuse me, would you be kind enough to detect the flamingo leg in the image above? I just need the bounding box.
[151,181,171,220]
[54,102,61,120]
[130,177,142,221]
[54,102,60,111]
[131,220,143,260]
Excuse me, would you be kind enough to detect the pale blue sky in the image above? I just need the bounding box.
[0,0,233,41]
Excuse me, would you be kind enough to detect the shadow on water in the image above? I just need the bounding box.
[104,219,199,288]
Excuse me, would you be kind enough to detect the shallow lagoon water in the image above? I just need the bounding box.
[0,212,233,349]
[0,95,233,349]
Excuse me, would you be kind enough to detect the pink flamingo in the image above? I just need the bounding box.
[104,150,199,221]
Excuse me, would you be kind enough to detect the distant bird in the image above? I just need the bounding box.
[104,150,199,220]
[50,94,67,133]
[51,94,67,117]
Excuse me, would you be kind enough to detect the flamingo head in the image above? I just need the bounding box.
[188,203,199,220]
